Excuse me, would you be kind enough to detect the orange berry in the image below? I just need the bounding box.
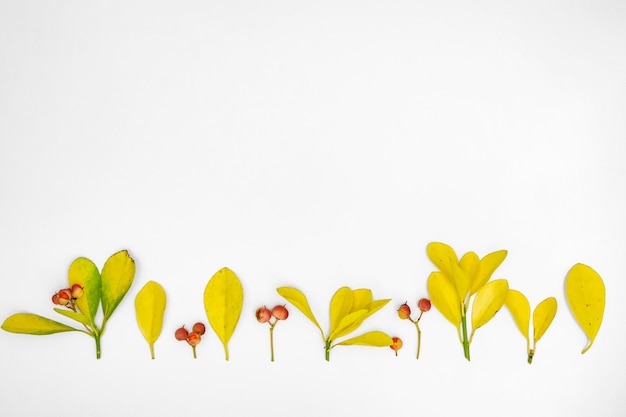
[271,305,289,320]
[175,326,188,341]
[70,284,84,299]
[390,337,403,356]
[397,302,411,320]
[418,298,431,312]
[256,306,272,323]
[186,332,201,347]
[192,322,206,336]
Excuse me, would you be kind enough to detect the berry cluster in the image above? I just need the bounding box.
[256,305,289,361]
[175,322,206,358]
[51,284,84,310]
[394,298,431,359]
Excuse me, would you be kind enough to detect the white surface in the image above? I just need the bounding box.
[1,1,625,416]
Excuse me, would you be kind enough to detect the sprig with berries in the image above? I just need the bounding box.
[256,305,289,361]
[397,298,431,359]
[175,322,206,358]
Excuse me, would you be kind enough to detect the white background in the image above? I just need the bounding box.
[1,1,625,416]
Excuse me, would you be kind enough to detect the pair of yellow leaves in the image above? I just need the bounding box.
[135,267,243,360]
[277,286,392,360]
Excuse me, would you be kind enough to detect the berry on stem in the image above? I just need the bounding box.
[390,337,403,356]
[271,305,289,320]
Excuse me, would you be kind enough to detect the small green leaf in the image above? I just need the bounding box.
[135,281,167,359]
[565,263,605,354]
[101,250,136,319]
[68,257,101,325]
[333,331,393,348]
[505,289,531,343]
[54,308,92,328]
[277,286,324,339]
[2,313,79,335]
[204,267,244,360]
[533,297,557,344]
[427,271,462,327]
[471,279,509,334]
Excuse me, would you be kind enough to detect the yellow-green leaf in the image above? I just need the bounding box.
[470,250,507,295]
[504,289,530,343]
[351,288,373,311]
[2,313,79,335]
[471,279,509,334]
[329,287,354,338]
[533,297,557,344]
[565,263,605,354]
[333,331,393,348]
[54,308,92,327]
[101,250,136,319]
[427,242,458,279]
[460,252,480,288]
[450,259,471,304]
[68,257,101,325]
[329,309,368,341]
[427,271,462,326]
[135,281,167,359]
[204,267,244,360]
[277,286,324,339]
[331,299,391,340]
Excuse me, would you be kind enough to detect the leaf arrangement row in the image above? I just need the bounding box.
[1,243,606,363]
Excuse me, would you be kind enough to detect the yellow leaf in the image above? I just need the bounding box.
[101,250,136,319]
[450,259,471,305]
[533,297,557,344]
[68,257,101,325]
[329,310,368,341]
[333,331,393,348]
[565,263,605,354]
[204,267,244,360]
[329,287,354,338]
[331,298,391,341]
[2,313,79,335]
[427,272,462,327]
[471,279,508,335]
[460,252,480,289]
[504,289,530,343]
[135,281,167,359]
[470,250,507,295]
[427,242,458,279]
[277,286,325,339]
[351,289,373,311]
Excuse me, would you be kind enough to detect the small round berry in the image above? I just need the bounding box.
[397,302,411,320]
[175,326,188,341]
[255,306,272,323]
[192,322,206,336]
[271,305,289,320]
[56,289,72,305]
[418,298,431,312]
[186,332,201,347]
[390,337,403,356]
[70,284,84,299]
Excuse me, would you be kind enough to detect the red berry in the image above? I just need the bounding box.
[192,322,206,336]
[186,332,201,347]
[70,284,84,299]
[390,337,403,356]
[271,305,289,320]
[418,298,431,312]
[397,302,411,320]
[255,306,272,323]
[175,326,188,341]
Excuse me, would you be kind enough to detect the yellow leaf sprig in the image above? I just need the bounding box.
[426,242,508,361]
[277,286,393,361]
[505,290,557,363]
[135,281,167,359]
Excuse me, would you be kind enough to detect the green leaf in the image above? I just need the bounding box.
[101,250,136,319]
[565,263,605,354]
[470,250,507,295]
[329,287,354,338]
[277,286,325,339]
[471,279,508,335]
[504,289,530,343]
[427,271,462,327]
[204,267,244,360]
[427,242,459,279]
[333,331,393,348]
[533,297,557,344]
[54,308,92,328]
[68,257,101,325]
[135,281,167,359]
[2,313,79,335]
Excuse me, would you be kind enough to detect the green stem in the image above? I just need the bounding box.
[269,325,275,362]
[461,310,470,361]
[325,340,332,361]
[150,343,155,360]
[95,334,101,359]
[415,321,422,360]
[192,345,197,359]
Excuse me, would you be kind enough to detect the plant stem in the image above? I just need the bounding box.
[325,340,331,361]
[192,345,197,359]
[150,343,155,360]
[95,334,101,359]
[414,321,422,360]
[269,325,275,362]
[461,308,470,361]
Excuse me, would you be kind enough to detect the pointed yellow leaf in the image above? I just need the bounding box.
[450,259,471,304]
[533,297,557,344]
[101,250,136,319]
[329,287,354,338]
[54,308,92,327]
[204,267,244,360]
[504,289,530,342]
[351,289,373,311]
[427,242,458,279]
[470,250,507,295]
[2,313,79,335]
[565,263,605,354]
[135,281,167,359]
[329,309,368,341]
[333,331,393,348]
[68,257,101,325]
[471,279,509,333]
[277,286,325,339]
[460,252,480,287]
[427,271,462,327]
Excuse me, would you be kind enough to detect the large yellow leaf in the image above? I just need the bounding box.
[68,257,101,325]
[450,260,471,305]
[329,309,368,341]
[351,289,373,311]
[331,299,391,341]
[2,313,79,335]
[135,281,167,359]
[533,297,557,344]
[329,287,354,338]
[101,250,136,320]
[204,267,244,360]
[427,271,462,327]
[460,252,480,288]
[565,263,605,354]
[504,289,530,342]
[277,286,325,339]
[333,331,393,348]
[471,279,508,334]
[427,242,458,280]
[470,250,507,295]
